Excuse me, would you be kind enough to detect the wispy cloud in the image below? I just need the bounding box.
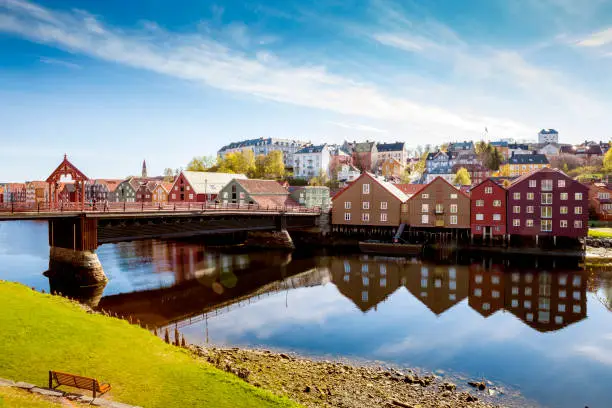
[0,0,535,141]
[328,121,387,133]
[576,27,612,47]
[39,56,81,69]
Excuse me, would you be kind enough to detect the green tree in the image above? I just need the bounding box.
[186,157,207,172]
[400,168,412,183]
[217,149,256,175]
[453,167,472,186]
[485,147,503,171]
[262,150,285,179]
[475,140,488,156]
[309,170,329,186]
[604,147,612,173]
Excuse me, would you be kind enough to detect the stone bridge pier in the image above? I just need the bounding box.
[47,216,107,286]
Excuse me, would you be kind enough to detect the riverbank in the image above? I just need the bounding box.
[190,345,512,408]
[0,281,297,408]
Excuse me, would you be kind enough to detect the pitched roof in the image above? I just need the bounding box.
[539,129,558,134]
[26,181,47,189]
[426,151,455,161]
[181,171,247,195]
[448,141,474,150]
[252,195,299,208]
[508,154,549,165]
[407,176,470,200]
[46,155,88,183]
[376,142,405,152]
[509,167,587,191]
[394,184,425,196]
[490,141,508,148]
[332,172,409,203]
[354,141,376,153]
[235,179,289,195]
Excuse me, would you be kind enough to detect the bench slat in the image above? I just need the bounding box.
[49,371,108,395]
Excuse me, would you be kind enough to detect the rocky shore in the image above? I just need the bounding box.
[189,345,516,408]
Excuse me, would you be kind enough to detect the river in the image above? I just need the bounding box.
[1,221,611,408]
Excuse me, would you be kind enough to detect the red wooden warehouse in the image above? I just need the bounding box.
[470,178,507,239]
[506,168,588,241]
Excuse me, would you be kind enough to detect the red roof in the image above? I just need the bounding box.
[236,179,289,194]
[394,183,425,196]
[46,155,88,183]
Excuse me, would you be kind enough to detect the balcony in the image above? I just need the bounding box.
[434,208,445,215]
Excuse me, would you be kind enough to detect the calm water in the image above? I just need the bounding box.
[1,221,612,408]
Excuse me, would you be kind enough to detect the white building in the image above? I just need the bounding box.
[293,144,333,179]
[376,142,409,165]
[217,137,308,168]
[337,164,361,184]
[538,129,559,144]
[537,143,560,157]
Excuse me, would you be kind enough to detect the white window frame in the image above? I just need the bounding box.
[560,220,568,228]
[574,206,582,214]
[450,204,457,214]
[513,219,520,227]
[526,219,534,227]
[513,206,520,214]
[541,219,552,232]
[380,201,388,210]
[574,220,583,228]
[450,215,458,225]
[344,213,351,221]
[513,192,521,200]
[380,213,388,222]
[421,214,429,224]
[362,213,370,222]
[575,192,583,200]
[476,200,484,207]
[485,187,493,194]
[421,203,429,213]
[476,213,484,221]
[344,201,351,210]
[362,201,370,210]
[362,183,370,194]
[493,213,501,221]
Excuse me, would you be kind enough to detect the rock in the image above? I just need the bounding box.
[303,386,311,393]
[441,391,452,398]
[442,382,456,391]
[280,353,291,360]
[14,381,36,390]
[390,399,413,408]
[466,394,479,402]
[468,381,486,391]
[0,378,15,387]
[31,387,64,397]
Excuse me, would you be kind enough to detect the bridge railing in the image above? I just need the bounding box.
[0,201,322,215]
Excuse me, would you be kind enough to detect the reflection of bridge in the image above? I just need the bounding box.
[96,253,324,328]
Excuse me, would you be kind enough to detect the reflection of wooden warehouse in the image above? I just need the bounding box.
[468,261,505,317]
[404,264,469,315]
[503,270,587,332]
[329,257,403,312]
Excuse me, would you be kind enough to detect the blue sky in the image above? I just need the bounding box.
[1,0,612,180]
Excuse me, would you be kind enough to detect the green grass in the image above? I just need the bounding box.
[588,228,612,238]
[0,282,299,408]
[0,387,63,408]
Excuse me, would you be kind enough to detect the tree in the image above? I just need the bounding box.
[498,164,511,177]
[309,170,329,186]
[400,168,412,184]
[484,147,503,171]
[475,140,488,156]
[262,151,285,179]
[603,148,612,173]
[550,154,584,172]
[217,149,256,175]
[186,157,207,172]
[163,168,175,182]
[453,167,472,186]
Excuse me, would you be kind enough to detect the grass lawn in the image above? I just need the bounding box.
[0,282,299,408]
[588,228,612,238]
[0,387,63,408]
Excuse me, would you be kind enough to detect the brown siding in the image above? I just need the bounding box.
[331,173,402,226]
[402,177,470,228]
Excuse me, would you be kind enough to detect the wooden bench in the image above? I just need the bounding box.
[49,370,111,398]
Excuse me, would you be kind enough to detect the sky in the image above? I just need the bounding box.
[1,0,612,180]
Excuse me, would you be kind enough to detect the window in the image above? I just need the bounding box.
[560,192,568,200]
[493,200,501,207]
[575,192,583,200]
[574,206,582,214]
[513,206,521,214]
[380,213,388,222]
[542,180,553,191]
[538,311,550,323]
[511,299,519,307]
[492,290,500,298]
[526,313,534,322]
[558,180,566,188]
[542,193,552,204]
[560,206,568,214]
[555,316,564,325]
[485,187,493,194]
[559,275,567,286]
[474,288,482,297]
[513,192,521,200]
[362,201,370,210]
[526,219,534,227]
[573,305,581,313]
[476,200,484,207]
[513,219,521,227]
[512,286,519,295]
[574,220,583,228]
[362,276,369,286]
[527,193,534,200]
[362,264,368,273]
[421,203,429,213]
[527,206,534,214]
[573,276,581,287]
[493,213,501,221]
[362,213,370,222]
[450,204,457,213]
[345,201,351,209]
[361,291,368,302]
[558,304,566,312]
[541,220,552,232]
[344,213,351,221]
[380,201,388,210]
[186,186,190,191]
[524,300,532,308]
[189,194,194,199]
[450,193,458,199]
[450,215,458,225]
[172,193,176,199]
[541,206,552,218]
[560,220,568,228]
[525,287,532,296]
[422,214,429,224]
[362,183,370,194]
[529,180,537,188]
[436,204,444,213]
[422,193,429,199]
[559,289,566,298]
[476,214,484,221]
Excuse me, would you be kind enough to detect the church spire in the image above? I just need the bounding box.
[142,160,148,178]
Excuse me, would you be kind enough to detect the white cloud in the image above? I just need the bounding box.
[372,33,429,52]
[328,121,388,133]
[577,27,612,47]
[39,56,81,69]
[0,0,535,142]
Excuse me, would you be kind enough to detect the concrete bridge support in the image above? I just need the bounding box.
[47,216,107,285]
[243,215,295,250]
